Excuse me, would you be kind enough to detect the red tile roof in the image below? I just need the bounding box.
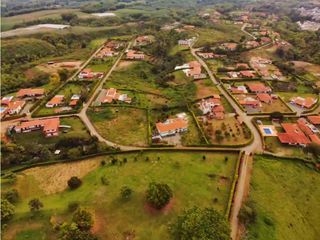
[290,97,317,109]
[307,115,320,125]
[297,118,313,136]
[278,132,311,145]
[309,134,320,144]
[246,83,271,93]
[257,93,272,103]
[156,118,188,134]
[17,88,45,97]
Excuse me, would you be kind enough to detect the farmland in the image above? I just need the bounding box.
[2,150,239,240]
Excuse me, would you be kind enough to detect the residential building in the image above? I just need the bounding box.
[1,96,14,106]
[156,117,188,137]
[69,94,80,107]
[256,93,272,104]
[307,115,320,125]
[46,95,64,108]
[7,101,26,115]
[79,68,104,79]
[278,123,311,146]
[240,70,255,78]
[100,88,131,104]
[15,118,60,137]
[290,97,317,109]
[135,36,151,45]
[246,83,272,93]
[16,88,45,98]
[126,50,145,60]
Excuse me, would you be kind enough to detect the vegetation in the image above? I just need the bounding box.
[170,207,230,240]
[68,177,82,190]
[146,182,173,209]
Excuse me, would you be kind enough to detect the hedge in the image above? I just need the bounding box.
[187,106,210,144]
[225,151,244,219]
[2,113,26,121]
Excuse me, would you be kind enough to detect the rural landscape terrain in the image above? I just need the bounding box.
[0,0,319,240]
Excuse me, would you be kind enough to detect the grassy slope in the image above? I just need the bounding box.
[246,155,320,240]
[3,151,238,240]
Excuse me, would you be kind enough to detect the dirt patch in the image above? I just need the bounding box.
[195,80,219,99]
[3,222,42,240]
[116,60,135,70]
[291,61,320,75]
[91,210,107,234]
[37,61,83,74]
[21,158,101,195]
[219,176,229,185]
[144,198,174,216]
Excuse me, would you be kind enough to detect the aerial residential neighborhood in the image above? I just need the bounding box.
[0,0,319,240]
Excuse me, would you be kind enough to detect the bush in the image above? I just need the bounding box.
[146,182,173,209]
[72,208,93,231]
[28,198,43,212]
[68,176,82,190]
[239,201,257,226]
[100,175,109,185]
[4,189,19,204]
[1,199,15,222]
[120,186,133,200]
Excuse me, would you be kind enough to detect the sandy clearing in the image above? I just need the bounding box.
[22,158,101,195]
[116,60,135,70]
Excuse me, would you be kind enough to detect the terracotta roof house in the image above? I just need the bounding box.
[46,95,64,108]
[290,97,317,109]
[197,52,215,59]
[101,88,131,104]
[178,38,194,46]
[0,96,14,106]
[239,97,260,107]
[230,86,248,94]
[297,118,314,136]
[96,47,116,58]
[135,36,151,45]
[212,105,225,119]
[156,117,188,137]
[126,50,145,60]
[184,61,206,79]
[69,94,80,107]
[240,70,255,78]
[79,68,104,79]
[16,88,45,98]
[277,123,311,146]
[246,41,260,49]
[256,93,272,103]
[7,101,26,115]
[309,134,320,144]
[246,83,272,93]
[15,118,60,137]
[221,43,237,51]
[236,63,250,69]
[261,37,272,44]
[307,115,320,125]
[198,97,221,115]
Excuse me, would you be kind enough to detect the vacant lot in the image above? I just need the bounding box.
[194,79,220,99]
[88,107,148,146]
[245,155,320,240]
[2,150,239,240]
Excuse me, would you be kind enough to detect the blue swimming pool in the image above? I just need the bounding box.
[263,128,272,134]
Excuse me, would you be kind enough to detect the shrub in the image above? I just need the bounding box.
[68,201,80,212]
[72,208,93,231]
[4,189,19,204]
[28,198,43,212]
[1,199,15,222]
[101,176,109,185]
[68,176,82,190]
[120,186,133,200]
[146,182,173,209]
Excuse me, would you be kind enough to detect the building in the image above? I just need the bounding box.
[7,101,26,115]
[183,61,206,79]
[69,94,80,107]
[239,97,260,107]
[197,52,215,59]
[277,123,311,146]
[126,50,145,60]
[178,38,194,46]
[79,68,104,79]
[96,47,117,58]
[198,96,221,115]
[220,43,237,51]
[256,93,272,104]
[46,95,64,108]
[156,117,188,137]
[236,63,250,69]
[1,96,14,106]
[16,88,45,98]
[246,83,272,93]
[240,70,255,78]
[135,36,151,45]
[246,41,260,49]
[290,97,317,109]
[307,115,320,125]
[100,88,131,104]
[230,86,248,94]
[15,118,60,137]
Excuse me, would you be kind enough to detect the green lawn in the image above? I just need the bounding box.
[2,150,239,240]
[245,155,320,240]
[87,106,149,146]
[86,57,116,72]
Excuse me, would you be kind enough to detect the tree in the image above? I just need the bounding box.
[4,189,19,204]
[1,199,15,222]
[270,111,284,121]
[120,186,133,200]
[60,223,97,240]
[68,176,82,190]
[72,208,93,231]
[58,69,69,81]
[28,198,43,212]
[170,207,230,240]
[305,143,320,159]
[146,182,173,209]
[61,13,78,22]
[239,201,257,226]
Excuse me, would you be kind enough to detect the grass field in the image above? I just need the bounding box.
[2,150,239,240]
[88,106,148,146]
[264,137,306,159]
[245,155,320,240]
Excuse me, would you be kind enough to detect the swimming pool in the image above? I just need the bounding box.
[263,128,272,134]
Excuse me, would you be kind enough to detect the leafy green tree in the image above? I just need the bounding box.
[4,189,19,204]
[170,207,230,240]
[60,223,97,240]
[61,13,78,22]
[72,208,93,231]
[146,182,173,209]
[28,198,43,212]
[1,199,15,222]
[68,176,82,190]
[120,186,133,200]
[239,201,257,226]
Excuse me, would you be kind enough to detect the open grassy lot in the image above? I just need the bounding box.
[87,106,148,146]
[12,116,90,146]
[194,79,220,99]
[2,150,239,240]
[245,155,320,240]
[264,137,306,159]
[193,24,243,48]
[86,57,116,72]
